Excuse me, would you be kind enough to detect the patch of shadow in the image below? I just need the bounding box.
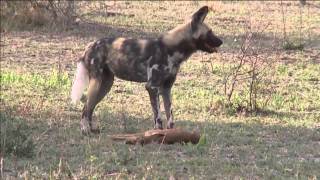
[220,33,283,54]
[253,109,300,119]
[82,11,135,18]
[2,16,160,41]
[97,109,153,134]
[71,19,159,39]
[219,32,318,55]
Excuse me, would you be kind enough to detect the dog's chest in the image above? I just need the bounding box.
[165,52,185,75]
[146,52,185,84]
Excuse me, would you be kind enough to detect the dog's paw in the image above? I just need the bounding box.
[167,121,174,129]
[80,118,91,135]
[90,120,100,134]
[90,128,101,134]
[154,119,163,129]
[154,124,163,129]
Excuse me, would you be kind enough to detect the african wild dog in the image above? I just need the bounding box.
[71,6,223,134]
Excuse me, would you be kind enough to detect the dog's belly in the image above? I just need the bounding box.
[106,57,148,82]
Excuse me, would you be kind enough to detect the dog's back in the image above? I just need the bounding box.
[80,37,164,82]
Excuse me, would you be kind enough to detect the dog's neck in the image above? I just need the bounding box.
[159,24,196,64]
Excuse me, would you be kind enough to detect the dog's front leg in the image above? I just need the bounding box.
[162,88,174,129]
[146,83,163,129]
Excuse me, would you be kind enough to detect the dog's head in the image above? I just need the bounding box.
[189,6,223,53]
[162,6,223,55]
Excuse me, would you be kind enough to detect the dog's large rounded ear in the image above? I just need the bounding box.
[191,6,209,31]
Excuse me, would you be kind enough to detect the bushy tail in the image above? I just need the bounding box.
[71,61,89,104]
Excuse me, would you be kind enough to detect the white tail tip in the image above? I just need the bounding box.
[71,62,89,104]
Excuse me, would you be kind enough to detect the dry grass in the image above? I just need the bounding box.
[1,1,320,179]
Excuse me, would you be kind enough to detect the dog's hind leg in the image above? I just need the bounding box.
[81,67,114,134]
